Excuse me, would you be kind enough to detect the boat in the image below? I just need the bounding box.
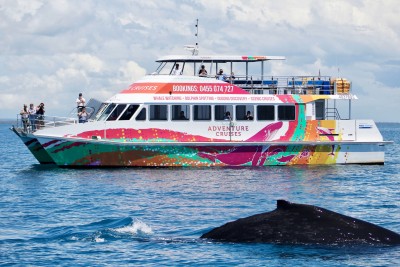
[11,51,390,167]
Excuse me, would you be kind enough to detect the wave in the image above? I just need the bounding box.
[114,219,153,235]
[28,217,154,243]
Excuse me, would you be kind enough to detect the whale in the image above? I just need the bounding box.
[201,200,400,245]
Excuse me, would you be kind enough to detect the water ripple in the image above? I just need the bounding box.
[1,123,399,266]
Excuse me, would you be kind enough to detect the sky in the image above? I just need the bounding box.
[0,0,399,122]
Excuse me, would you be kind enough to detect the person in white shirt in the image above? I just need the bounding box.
[76,93,86,112]
[28,103,37,131]
[172,64,181,75]
[78,107,90,123]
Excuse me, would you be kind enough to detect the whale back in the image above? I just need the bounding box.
[201,200,400,245]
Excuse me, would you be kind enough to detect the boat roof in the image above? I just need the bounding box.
[156,55,286,63]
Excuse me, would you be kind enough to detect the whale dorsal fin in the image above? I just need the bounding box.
[277,199,292,209]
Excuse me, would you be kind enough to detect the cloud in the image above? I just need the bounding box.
[0,0,43,23]
[0,0,399,122]
[118,61,146,82]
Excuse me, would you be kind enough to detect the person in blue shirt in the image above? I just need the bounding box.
[217,69,227,81]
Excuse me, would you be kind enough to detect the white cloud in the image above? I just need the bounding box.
[0,0,43,22]
[119,61,146,82]
[0,0,399,122]
[69,54,104,73]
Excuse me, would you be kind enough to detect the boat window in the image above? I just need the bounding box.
[215,105,233,121]
[315,100,325,120]
[119,104,139,120]
[278,105,296,120]
[193,105,211,121]
[150,105,168,120]
[107,104,127,121]
[236,105,254,121]
[98,104,116,121]
[136,108,146,121]
[93,103,108,121]
[181,63,195,76]
[172,105,190,120]
[257,105,275,121]
[157,62,175,75]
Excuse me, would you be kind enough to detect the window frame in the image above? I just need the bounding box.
[193,105,212,121]
[277,105,296,121]
[149,104,168,121]
[257,105,275,121]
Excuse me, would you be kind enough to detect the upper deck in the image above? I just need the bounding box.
[144,55,353,96]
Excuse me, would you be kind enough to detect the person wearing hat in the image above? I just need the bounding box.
[76,93,86,112]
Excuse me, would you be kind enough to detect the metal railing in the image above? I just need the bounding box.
[15,114,82,134]
[325,108,342,120]
[67,105,96,120]
[15,102,100,134]
[153,73,351,95]
[165,73,343,95]
[229,75,336,95]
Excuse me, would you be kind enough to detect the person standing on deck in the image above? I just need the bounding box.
[28,103,36,131]
[20,104,29,132]
[36,103,45,129]
[217,69,227,81]
[198,65,208,77]
[172,64,181,75]
[78,107,90,123]
[76,93,86,112]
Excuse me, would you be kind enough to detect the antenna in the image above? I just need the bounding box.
[195,18,198,39]
[184,18,199,55]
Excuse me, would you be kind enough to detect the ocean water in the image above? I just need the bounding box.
[0,122,399,266]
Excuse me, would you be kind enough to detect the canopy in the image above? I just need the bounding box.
[156,55,286,63]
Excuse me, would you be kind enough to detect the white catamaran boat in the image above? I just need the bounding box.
[12,51,389,167]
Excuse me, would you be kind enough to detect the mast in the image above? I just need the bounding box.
[194,18,199,55]
[184,19,199,56]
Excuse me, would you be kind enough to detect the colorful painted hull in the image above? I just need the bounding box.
[36,136,385,167]
[11,127,55,164]
[11,56,390,167]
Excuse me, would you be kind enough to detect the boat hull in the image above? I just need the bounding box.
[11,127,55,164]
[36,137,386,167]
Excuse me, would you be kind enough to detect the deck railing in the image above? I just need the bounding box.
[160,73,351,95]
[15,114,83,134]
[14,104,99,134]
[325,108,342,120]
[229,75,346,95]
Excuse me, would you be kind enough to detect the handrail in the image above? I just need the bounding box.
[14,114,81,133]
[158,74,345,95]
[67,106,96,120]
[325,108,341,120]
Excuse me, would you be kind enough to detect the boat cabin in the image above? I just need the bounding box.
[88,55,354,125]
[17,54,355,134]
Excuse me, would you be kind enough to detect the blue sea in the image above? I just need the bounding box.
[1,122,399,266]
